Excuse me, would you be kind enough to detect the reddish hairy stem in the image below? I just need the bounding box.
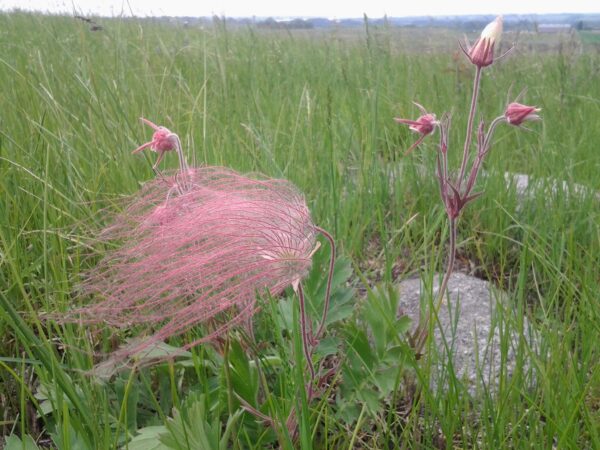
[458,66,482,189]
[464,116,505,196]
[413,216,457,354]
[174,135,190,192]
[404,134,427,156]
[436,115,450,205]
[297,284,316,382]
[236,394,276,427]
[312,226,336,343]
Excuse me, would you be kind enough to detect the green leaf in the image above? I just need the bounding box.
[4,435,41,450]
[127,426,170,450]
[304,254,355,327]
[336,401,361,424]
[358,389,382,415]
[159,393,241,450]
[227,340,258,405]
[0,291,96,444]
[373,366,401,394]
[115,371,140,431]
[92,340,193,380]
[395,315,412,335]
[276,297,295,331]
[219,410,243,450]
[336,283,413,423]
[314,336,340,358]
[132,340,193,360]
[347,329,375,369]
[50,420,94,450]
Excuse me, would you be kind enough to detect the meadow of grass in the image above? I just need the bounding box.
[0,12,599,449]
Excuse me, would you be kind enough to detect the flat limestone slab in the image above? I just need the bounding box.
[397,273,536,395]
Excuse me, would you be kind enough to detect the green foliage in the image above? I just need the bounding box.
[4,434,41,450]
[337,284,412,422]
[161,393,242,450]
[127,426,171,450]
[275,251,355,339]
[225,340,259,406]
[128,393,242,450]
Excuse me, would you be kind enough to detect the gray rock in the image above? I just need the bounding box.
[503,171,600,201]
[397,273,537,395]
[382,161,599,201]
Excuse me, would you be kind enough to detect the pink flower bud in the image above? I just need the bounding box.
[467,16,503,68]
[394,103,438,154]
[395,113,437,136]
[132,118,178,154]
[504,102,541,126]
[148,127,178,152]
[132,118,179,169]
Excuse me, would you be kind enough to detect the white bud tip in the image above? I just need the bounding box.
[481,16,503,42]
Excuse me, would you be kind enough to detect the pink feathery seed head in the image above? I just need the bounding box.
[466,16,503,68]
[63,167,318,364]
[504,102,542,126]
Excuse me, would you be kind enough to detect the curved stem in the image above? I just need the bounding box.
[464,115,505,196]
[174,135,189,174]
[481,116,506,155]
[174,135,190,192]
[297,284,315,382]
[458,67,482,189]
[414,217,457,354]
[313,226,336,343]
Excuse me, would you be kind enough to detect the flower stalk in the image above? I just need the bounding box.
[458,66,482,188]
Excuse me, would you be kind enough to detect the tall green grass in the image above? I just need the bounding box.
[1,12,599,448]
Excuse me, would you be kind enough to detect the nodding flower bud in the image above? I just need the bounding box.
[132,118,179,169]
[504,102,542,126]
[395,113,437,136]
[466,16,503,68]
[394,102,439,155]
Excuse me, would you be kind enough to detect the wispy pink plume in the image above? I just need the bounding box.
[67,166,317,363]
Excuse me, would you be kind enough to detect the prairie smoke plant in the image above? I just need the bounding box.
[395,16,540,353]
[60,117,339,440]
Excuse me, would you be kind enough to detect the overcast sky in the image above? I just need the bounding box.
[2,0,599,18]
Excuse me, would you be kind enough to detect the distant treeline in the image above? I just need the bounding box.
[195,14,600,31]
[256,18,314,29]
[66,12,600,31]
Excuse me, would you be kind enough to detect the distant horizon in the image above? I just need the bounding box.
[2,0,599,20]
[3,9,600,21]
